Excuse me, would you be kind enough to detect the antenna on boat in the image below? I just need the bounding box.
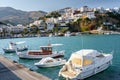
[111,50,114,65]
[81,35,84,49]
[111,50,114,59]
[111,50,114,55]
[48,39,51,46]
[81,35,84,67]
[100,50,103,54]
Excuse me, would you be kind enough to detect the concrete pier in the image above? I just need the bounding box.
[0,55,51,80]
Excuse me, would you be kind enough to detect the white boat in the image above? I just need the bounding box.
[16,43,64,59]
[59,49,113,80]
[3,41,28,53]
[34,57,66,67]
[49,33,53,37]
[104,32,110,35]
[64,31,71,37]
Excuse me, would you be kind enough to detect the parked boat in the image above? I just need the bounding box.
[34,57,66,67]
[3,41,28,53]
[16,43,64,59]
[59,49,113,80]
[64,31,71,37]
[49,33,53,37]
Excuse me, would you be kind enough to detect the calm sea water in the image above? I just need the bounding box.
[0,34,120,80]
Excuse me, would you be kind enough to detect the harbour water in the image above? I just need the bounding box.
[0,34,120,80]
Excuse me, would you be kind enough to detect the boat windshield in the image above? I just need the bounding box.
[41,47,52,51]
[46,60,53,63]
[40,57,54,64]
[9,42,16,49]
[71,58,92,67]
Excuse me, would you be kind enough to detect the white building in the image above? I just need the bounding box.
[62,8,74,19]
[46,22,54,31]
[47,17,58,23]
[114,7,120,13]
[73,9,82,21]
[0,23,9,33]
[58,9,66,15]
[0,23,11,37]
[80,6,91,12]
[94,7,105,13]
[9,24,26,33]
[29,20,43,27]
[86,11,96,19]
[105,8,113,12]
[0,24,5,33]
[82,11,95,19]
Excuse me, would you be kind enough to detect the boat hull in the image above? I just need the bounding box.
[3,47,28,53]
[76,61,111,80]
[35,60,66,68]
[17,52,64,59]
[60,60,112,80]
[59,49,113,80]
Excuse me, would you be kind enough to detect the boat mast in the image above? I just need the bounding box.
[81,52,84,67]
[81,36,84,66]
[48,40,51,46]
[81,36,84,67]
[81,35,84,49]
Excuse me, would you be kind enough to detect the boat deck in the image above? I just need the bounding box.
[60,71,76,78]
[0,55,51,80]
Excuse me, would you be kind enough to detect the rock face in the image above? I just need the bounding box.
[0,7,47,25]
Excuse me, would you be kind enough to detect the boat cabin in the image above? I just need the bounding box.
[28,46,52,55]
[9,42,16,49]
[40,46,52,54]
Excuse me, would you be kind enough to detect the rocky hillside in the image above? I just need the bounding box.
[0,7,47,25]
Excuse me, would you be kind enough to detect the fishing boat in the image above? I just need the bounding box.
[59,49,113,80]
[34,57,66,67]
[3,41,28,53]
[16,43,64,59]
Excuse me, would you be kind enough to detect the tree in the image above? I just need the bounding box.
[46,11,61,18]
[30,25,38,34]
[52,23,59,33]
[75,18,82,32]
[37,30,41,34]
[10,31,15,37]
[22,28,28,34]
[60,27,69,33]
[42,21,47,31]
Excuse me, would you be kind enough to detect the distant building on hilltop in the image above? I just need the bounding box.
[94,7,105,13]
[80,6,92,12]
[113,7,120,13]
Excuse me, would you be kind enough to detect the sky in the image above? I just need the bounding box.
[0,0,120,12]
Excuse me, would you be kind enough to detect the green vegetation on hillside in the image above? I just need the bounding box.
[68,12,120,32]
[45,11,61,18]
